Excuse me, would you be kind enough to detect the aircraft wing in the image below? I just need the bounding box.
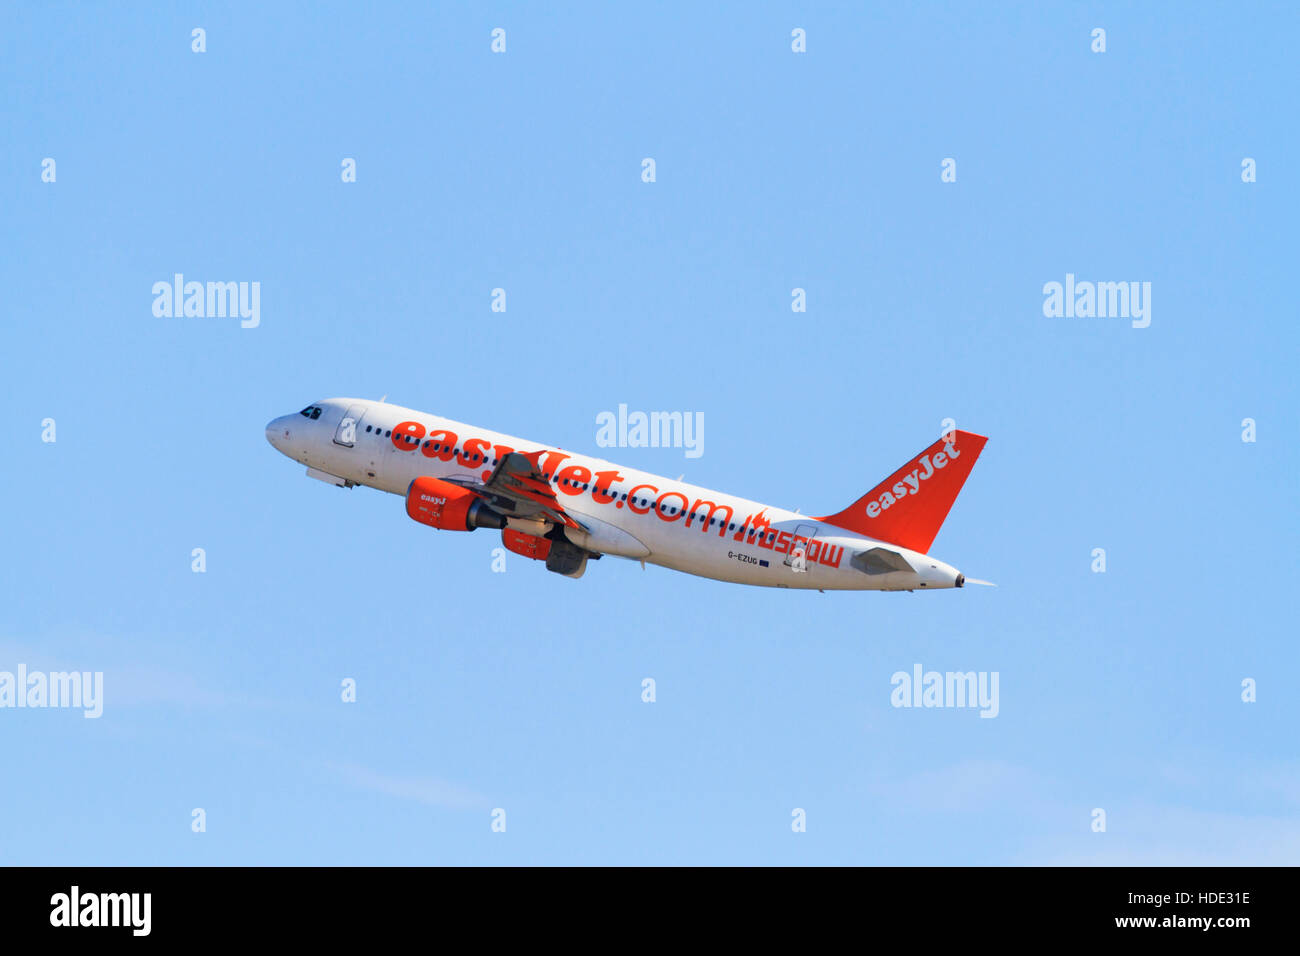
[442,450,585,530]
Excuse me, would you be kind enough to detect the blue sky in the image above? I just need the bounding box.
[2,1,1297,865]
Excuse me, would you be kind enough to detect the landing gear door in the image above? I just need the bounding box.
[785,523,819,572]
[333,404,366,447]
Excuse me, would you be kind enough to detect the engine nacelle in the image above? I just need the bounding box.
[501,529,592,577]
[502,528,552,561]
[406,476,507,531]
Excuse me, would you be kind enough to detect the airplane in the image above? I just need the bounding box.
[265,398,990,591]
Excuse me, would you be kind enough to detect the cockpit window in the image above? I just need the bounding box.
[310,407,322,419]
[299,405,323,419]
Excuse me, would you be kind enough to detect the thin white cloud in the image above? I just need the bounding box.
[872,757,1300,865]
[329,761,488,811]
[0,636,269,711]
[869,758,1052,814]
[1030,806,1300,866]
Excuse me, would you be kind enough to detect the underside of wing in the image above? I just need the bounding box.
[442,450,584,530]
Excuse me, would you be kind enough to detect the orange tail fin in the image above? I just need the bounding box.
[814,430,988,554]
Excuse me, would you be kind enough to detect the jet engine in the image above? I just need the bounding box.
[405,476,507,531]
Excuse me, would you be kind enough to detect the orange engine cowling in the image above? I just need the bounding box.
[406,476,507,531]
[501,528,552,561]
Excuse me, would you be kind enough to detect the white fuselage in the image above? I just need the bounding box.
[266,399,964,591]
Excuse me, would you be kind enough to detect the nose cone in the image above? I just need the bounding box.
[265,416,290,453]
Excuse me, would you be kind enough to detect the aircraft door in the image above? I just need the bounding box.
[785,523,819,572]
[334,404,366,447]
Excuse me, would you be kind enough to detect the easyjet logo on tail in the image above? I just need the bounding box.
[865,442,960,517]
[815,430,988,556]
